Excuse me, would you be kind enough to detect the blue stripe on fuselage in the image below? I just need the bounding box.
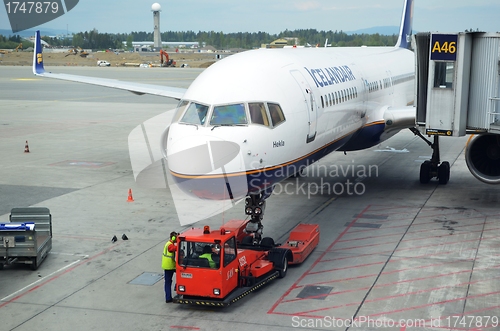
[338,122,386,151]
[170,131,357,200]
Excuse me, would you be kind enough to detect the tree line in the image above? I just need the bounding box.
[1,29,399,51]
[0,34,33,49]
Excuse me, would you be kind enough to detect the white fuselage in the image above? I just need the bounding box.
[165,46,415,199]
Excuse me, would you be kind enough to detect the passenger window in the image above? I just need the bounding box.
[210,103,247,125]
[180,102,209,125]
[249,102,269,126]
[268,103,285,127]
[172,100,189,123]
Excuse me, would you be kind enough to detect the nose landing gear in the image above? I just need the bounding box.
[243,188,273,243]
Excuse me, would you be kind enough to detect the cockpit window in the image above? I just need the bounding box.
[268,103,285,127]
[210,103,247,125]
[172,100,189,123]
[180,102,209,125]
[249,102,270,126]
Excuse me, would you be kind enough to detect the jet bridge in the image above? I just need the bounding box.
[413,31,500,184]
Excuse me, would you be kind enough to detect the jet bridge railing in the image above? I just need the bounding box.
[487,97,500,132]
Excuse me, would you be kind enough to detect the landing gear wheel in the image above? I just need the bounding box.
[438,161,450,185]
[419,161,431,184]
[278,256,288,278]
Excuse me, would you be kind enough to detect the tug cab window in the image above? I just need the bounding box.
[249,102,270,126]
[210,103,247,125]
[180,102,209,125]
[268,103,285,127]
[178,241,221,269]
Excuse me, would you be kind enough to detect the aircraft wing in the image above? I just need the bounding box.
[32,31,186,100]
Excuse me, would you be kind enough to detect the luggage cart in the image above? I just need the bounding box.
[0,207,52,270]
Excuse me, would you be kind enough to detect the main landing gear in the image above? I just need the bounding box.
[410,128,450,184]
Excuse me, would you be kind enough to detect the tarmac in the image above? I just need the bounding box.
[0,65,499,331]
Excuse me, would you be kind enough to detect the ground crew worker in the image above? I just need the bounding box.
[162,231,178,303]
[199,245,216,268]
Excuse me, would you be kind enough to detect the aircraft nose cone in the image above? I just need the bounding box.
[168,139,241,175]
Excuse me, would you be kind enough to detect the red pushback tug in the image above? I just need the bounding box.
[173,220,319,306]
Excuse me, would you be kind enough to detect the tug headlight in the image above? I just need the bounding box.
[213,288,220,295]
[178,285,185,292]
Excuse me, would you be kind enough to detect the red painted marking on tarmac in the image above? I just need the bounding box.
[291,288,500,319]
[170,327,200,330]
[269,204,500,320]
[331,234,498,252]
[354,290,500,320]
[295,262,500,298]
[309,250,465,276]
[321,244,461,263]
[0,243,121,309]
[283,264,500,302]
[267,204,372,314]
[338,219,492,242]
[399,326,406,331]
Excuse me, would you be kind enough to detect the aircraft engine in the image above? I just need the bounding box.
[465,134,500,184]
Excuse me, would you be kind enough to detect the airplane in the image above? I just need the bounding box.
[32,0,497,240]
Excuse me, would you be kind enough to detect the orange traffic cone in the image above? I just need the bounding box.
[127,189,134,202]
[24,140,30,153]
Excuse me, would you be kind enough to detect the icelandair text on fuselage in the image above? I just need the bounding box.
[304,65,356,88]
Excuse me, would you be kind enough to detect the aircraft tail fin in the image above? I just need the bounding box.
[395,0,413,49]
[33,30,45,75]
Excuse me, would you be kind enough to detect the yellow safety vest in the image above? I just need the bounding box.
[162,241,176,270]
[199,253,216,268]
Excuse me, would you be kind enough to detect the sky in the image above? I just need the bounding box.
[1,0,499,36]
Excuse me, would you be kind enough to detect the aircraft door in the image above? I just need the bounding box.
[291,70,317,143]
